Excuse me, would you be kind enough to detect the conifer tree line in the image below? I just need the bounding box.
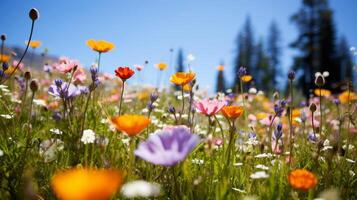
[174,0,355,95]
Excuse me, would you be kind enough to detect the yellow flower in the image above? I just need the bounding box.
[111,115,151,136]
[4,66,17,75]
[256,112,267,120]
[28,40,41,48]
[137,91,150,101]
[183,84,191,92]
[156,62,168,71]
[338,91,357,104]
[170,72,196,86]
[292,109,301,118]
[87,39,115,53]
[314,89,331,97]
[0,54,10,63]
[240,75,252,82]
[51,168,123,200]
[217,65,224,71]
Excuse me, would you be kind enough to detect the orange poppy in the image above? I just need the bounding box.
[86,39,115,53]
[221,105,244,119]
[217,65,224,71]
[338,91,357,104]
[240,75,252,82]
[0,54,10,63]
[183,84,191,92]
[156,62,168,71]
[288,169,317,191]
[51,168,123,200]
[291,109,301,118]
[115,67,135,81]
[170,72,196,86]
[27,40,41,48]
[314,89,331,97]
[111,115,151,136]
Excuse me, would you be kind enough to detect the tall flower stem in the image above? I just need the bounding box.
[1,20,35,84]
[179,86,185,121]
[268,114,277,152]
[345,82,352,157]
[225,120,236,169]
[288,79,294,163]
[171,166,181,199]
[319,86,323,134]
[97,52,102,72]
[214,115,225,148]
[118,81,125,115]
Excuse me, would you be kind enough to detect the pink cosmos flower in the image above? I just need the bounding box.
[194,99,225,116]
[13,60,24,70]
[53,56,82,73]
[73,67,87,83]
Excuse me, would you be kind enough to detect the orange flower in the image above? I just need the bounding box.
[292,109,301,118]
[51,168,123,200]
[170,72,196,86]
[288,169,317,191]
[27,40,41,48]
[221,105,244,119]
[156,62,168,71]
[115,66,135,81]
[314,89,331,97]
[338,91,357,104]
[240,75,252,82]
[87,39,115,53]
[217,65,224,71]
[0,54,10,63]
[111,115,151,136]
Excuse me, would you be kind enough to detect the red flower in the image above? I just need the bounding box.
[115,67,135,81]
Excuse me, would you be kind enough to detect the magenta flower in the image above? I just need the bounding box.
[194,99,226,116]
[134,125,200,166]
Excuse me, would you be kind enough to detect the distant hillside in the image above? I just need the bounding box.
[7,46,58,69]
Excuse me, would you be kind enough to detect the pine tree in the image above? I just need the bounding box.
[255,39,271,91]
[337,37,354,82]
[267,21,281,89]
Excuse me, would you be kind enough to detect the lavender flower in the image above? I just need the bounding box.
[238,66,247,77]
[308,132,317,142]
[52,111,62,121]
[274,100,286,117]
[2,62,8,71]
[48,81,82,99]
[273,124,283,140]
[150,92,159,102]
[135,125,200,166]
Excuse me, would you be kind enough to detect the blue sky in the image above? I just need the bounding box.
[1,0,356,90]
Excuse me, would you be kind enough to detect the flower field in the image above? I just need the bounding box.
[0,8,357,200]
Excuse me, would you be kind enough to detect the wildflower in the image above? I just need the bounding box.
[183,83,191,92]
[168,105,176,114]
[315,73,325,87]
[274,100,286,117]
[111,115,151,136]
[30,80,38,92]
[81,129,96,144]
[0,54,10,63]
[338,91,357,104]
[155,62,167,71]
[309,103,317,112]
[115,66,135,82]
[241,75,252,82]
[86,39,115,53]
[0,34,6,41]
[308,133,317,142]
[274,124,283,140]
[288,169,317,190]
[51,168,122,200]
[314,88,331,97]
[255,164,269,170]
[238,66,247,77]
[217,65,224,71]
[28,40,41,49]
[50,128,63,135]
[1,114,14,119]
[48,81,82,99]
[134,125,200,166]
[121,180,161,198]
[40,139,64,162]
[250,171,269,179]
[53,57,81,73]
[221,105,244,119]
[288,70,296,80]
[133,64,143,71]
[170,72,196,86]
[194,99,225,116]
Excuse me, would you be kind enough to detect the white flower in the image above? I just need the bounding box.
[254,153,273,158]
[232,187,246,193]
[50,128,63,135]
[346,158,355,164]
[0,114,14,119]
[234,162,243,167]
[33,99,47,107]
[192,159,204,165]
[250,171,269,179]
[121,180,161,198]
[248,88,257,94]
[322,71,329,77]
[255,164,269,170]
[349,170,355,177]
[81,129,96,144]
[0,149,3,157]
[39,139,64,162]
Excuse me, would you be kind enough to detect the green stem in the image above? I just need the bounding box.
[119,81,125,115]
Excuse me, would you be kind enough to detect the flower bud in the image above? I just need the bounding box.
[54,79,63,87]
[29,8,39,21]
[24,71,31,80]
[315,74,325,87]
[309,103,317,112]
[30,80,38,92]
[2,62,9,71]
[288,70,295,80]
[168,105,176,114]
[0,34,6,41]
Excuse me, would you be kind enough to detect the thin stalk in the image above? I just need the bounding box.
[119,81,125,115]
[180,86,185,121]
[319,86,323,134]
[345,83,352,157]
[289,80,294,164]
[2,20,35,84]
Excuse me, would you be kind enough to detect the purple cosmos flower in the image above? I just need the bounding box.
[48,81,82,99]
[135,125,200,166]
